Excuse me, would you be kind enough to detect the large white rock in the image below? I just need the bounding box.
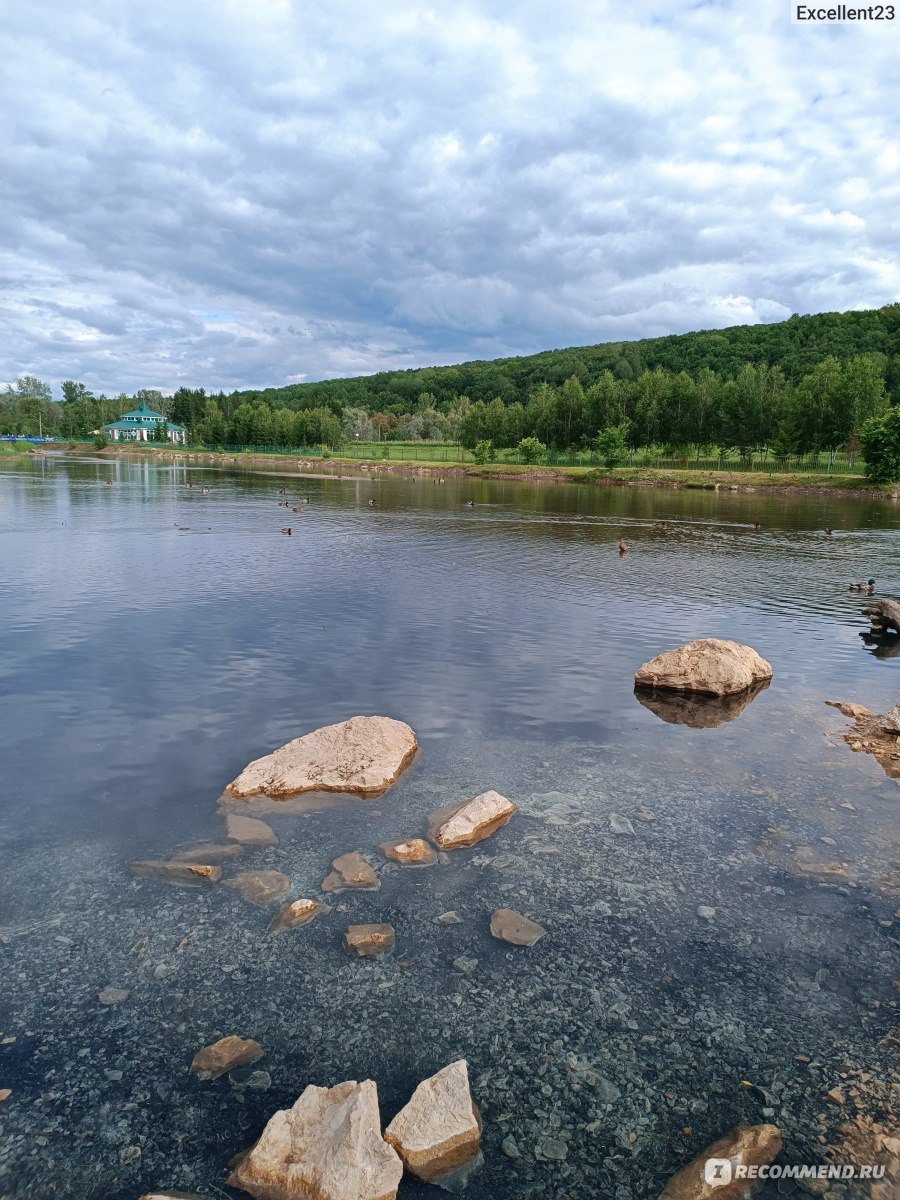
[634,639,773,698]
[431,791,517,850]
[384,1060,481,1183]
[223,717,418,802]
[227,1080,403,1200]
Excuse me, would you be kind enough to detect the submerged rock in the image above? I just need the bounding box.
[635,639,773,698]
[224,814,278,846]
[226,1079,403,1200]
[138,1192,205,1199]
[430,791,517,850]
[489,908,545,947]
[659,1122,782,1199]
[384,1059,481,1184]
[826,698,900,780]
[0,1089,11,1102]
[172,842,245,864]
[129,861,222,887]
[268,899,330,933]
[343,924,396,957]
[222,715,418,802]
[98,987,129,1006]
[224,870,291,907]
[191,1036,263,1080]
[321,852,380,893]
[379,838,437,866]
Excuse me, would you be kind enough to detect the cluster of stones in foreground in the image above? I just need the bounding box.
[224,1060,481,1200]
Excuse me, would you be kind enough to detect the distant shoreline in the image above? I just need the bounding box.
[41,442,900,501]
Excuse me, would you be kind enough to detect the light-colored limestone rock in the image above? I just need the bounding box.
[138,1192,205,1199]
[172,843,245,864]
[223,716,417,801]
[430,791,517,850]
[226,1079,403,1200]
[343,924,395,957]
[659,1123,782,1199]
[98,987,129,1006]
[190,1036,263,1080]
[224,871,291,907]
[129,861,222,886]
[379,838,437,866]
[225,815,278,846]
[384,1060,481,1183]
[0,1089,11,1102]
[489,908,545,947]
[268,899,330,933]
[321,852,379,893]
[635,639,773,698]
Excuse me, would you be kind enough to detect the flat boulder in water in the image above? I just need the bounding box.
[379,838,437,866]
[226,1079,403,1200]
[430,790,517,850]
[222,716,418,802]
[224,870,291,907]
[321,852,379,893]
[190,1036,264,1080]
[490,908,545,947]
[635,639,773,698]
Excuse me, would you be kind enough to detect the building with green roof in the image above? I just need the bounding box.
[101,401,187,444]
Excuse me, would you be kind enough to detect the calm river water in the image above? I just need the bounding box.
[0,455,898,1199]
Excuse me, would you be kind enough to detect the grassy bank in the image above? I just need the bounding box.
[54,441,898,497]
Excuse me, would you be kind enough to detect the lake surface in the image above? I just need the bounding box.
[1,455,898,1199]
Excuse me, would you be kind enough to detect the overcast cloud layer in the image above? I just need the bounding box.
[2,0,898,395]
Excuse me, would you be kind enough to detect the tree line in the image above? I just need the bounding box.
[3,304,898,461]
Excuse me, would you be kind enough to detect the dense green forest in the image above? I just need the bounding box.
[4,304,899,457]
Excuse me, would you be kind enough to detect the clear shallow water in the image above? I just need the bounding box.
[0,456,898,1199]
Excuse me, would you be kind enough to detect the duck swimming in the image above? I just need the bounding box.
[618,539,628,554]
[280,527,292,535]
[849,578,875,593]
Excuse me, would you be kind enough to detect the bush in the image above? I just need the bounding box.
[380,445,390,459]
[860,408,900,483]
[321,445,332,459]
[93,432,109,449]
[472,440,495,464]
[594,423,630,468]
[516,437,547,465]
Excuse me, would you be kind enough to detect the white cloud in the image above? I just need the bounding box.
[0,0,897,396]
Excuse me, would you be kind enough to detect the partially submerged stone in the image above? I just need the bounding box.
[98,987,129,1006]
[138,1192,205,1200]
[384,1060,481,1184]
[430,791,517,850]
[379,838,437,866]
[268,899,329,933]
[129,860,222,887]
[225,814,278,846]
[489,908,545,947]
[172,842,245,864]
[343,924,395,957]
[321,852,379,893]
[635,639,773,698]
[222,715,418,802]
[659,1123,782,1199]
[826,699,900,780]
[191,1036,263,1080]
[226,1079,403,1200]
[224,870,291,907]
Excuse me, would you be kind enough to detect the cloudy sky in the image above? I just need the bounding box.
[2,1,898,397]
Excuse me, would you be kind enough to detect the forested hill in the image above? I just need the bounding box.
[229,304,900,411]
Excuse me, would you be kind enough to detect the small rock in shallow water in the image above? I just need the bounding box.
[501,1135,519,1159]
[697,905,716,920]
[608,813,636,835]
[635,805,656,821]
[379,838,437,866]
[268,898,329,933]
[321,852,380,893]
[343,924,395,957]
[224,814,278,846]
[0,1089,11,1102]
[540,1138,567,1161]
[172,842,245,864]
[129,860,222,887]
[384,1059,481,1184]
[430,790,517,850]
[224,870,290,907]
[434,911,462,925]
[452,956,478,974]
[490,908,545,947]
[98,987,129,1006]
[191,1036,264,1080]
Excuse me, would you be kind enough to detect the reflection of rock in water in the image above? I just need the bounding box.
[634,679,770,727]
[859,630,900,658]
